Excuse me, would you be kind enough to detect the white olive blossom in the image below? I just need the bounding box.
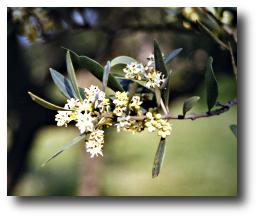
[145,112,172,138]
[85,129,104,158]
[123,62,145,80]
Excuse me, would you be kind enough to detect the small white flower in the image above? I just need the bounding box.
[115,116,130,132]
[147,54,155,66]
[66,98,80,109]
[75,112,95,134]
[144,68,165,89]
[123,62,144,80]
[55,104,75,127]
[85,129,104,158]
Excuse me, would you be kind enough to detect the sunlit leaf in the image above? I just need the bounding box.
[41,135,84,167]
[49,68,76,99]
[230,124,237,138]
[164,48,183,64]
[28,91,70,111]
[154,40,168,79]
[183,96,200,116]
[152,138,166,178]
[66,51,82,100]
[205,57,218,111]
[110,56,136,67]
[68,49,124,92]
[102,61,111,92]
[110,56,136,78]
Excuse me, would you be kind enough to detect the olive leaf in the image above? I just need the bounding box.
[164,48,183,64]
[154,40,168,79]
[28,91,71,111]
[152,138,166,178]
[66,51,82,100]
[183,96,200,116]
[163,70,173,112]
[67,49,124,92]
[102,61,111,92]
[230,124,237,138]
[205,57,218,111]
[41,135,84,167]
[49,68,76,99]
[110,56,137,67]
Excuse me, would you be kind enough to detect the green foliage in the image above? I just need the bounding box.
[164,48,183,64]
[152,138,166,178]
[66,51,82,100]
[230,124,237,138]
[49,68,76,99]
[41,135,85,167]
[102,61,111,92]
[183,96,200,116]
[68,49,124,92]
[28,91,71,111]
[154,40,168,78]
[110,56,137,77]
[163,70,173,112]
[110,56,137,66]
[205,57,219,111]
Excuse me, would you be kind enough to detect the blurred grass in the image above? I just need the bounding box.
[14,73,237,196]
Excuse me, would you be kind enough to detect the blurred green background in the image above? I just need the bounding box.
[7,7,237,196]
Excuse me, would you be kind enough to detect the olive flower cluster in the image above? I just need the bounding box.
[145,111,172,138]
[55,85,172,158]
[123,54,166,89]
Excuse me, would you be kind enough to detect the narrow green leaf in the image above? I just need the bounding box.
[49,68,76,99]
[163,70,173,112]
[66,51,82,100]
[68,49,124,92]
[230,124,237,138]
[154,40,168,79]
[28,91,71,111]
[41,135,84,167]
[152,138,166,178]
[102,61,111,92]
[164,48,183,64]
[183,96,200,116]
[205,57,218,111]
[110,56,137,67]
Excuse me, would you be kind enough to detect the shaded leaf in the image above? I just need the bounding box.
[183,96,200,116]
[205,57,218,111]
[41,135,84,167]
[230,124,237,138]
[152,138,166,178]
[110,56,136,67]
[49,68,76,99]
[164,48,183,64]
[28,91,70,111]
[68,49,124,92]
[154,40,168,79]
[102,61,111,92]
[163,70,173,112]
[115,76,152,92]
[66,51,82,100]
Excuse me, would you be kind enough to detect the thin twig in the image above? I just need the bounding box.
[196,20,229,50]
[130,98,237,121]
